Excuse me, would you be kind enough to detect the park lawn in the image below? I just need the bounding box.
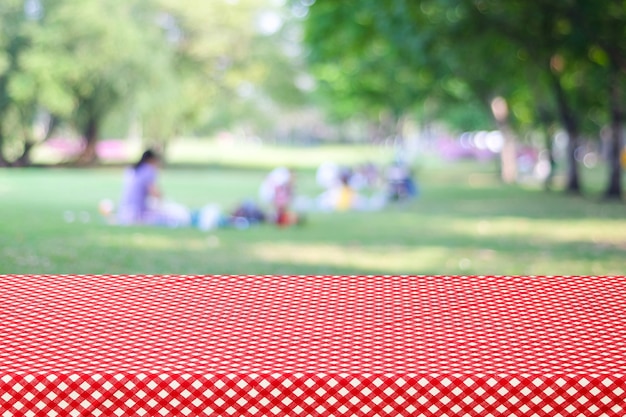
[0,160,624,276]
[30,138,397,169]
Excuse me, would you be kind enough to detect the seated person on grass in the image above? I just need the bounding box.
[117,150,189,227]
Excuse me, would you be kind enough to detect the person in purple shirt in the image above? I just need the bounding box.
[118,150,163,225]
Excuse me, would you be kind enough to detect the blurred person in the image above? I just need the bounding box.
[336,170,358,211]
[273,169,300,226]
[117,150,190,227]
[347,166,367,190]
[360,162,381,188]
[316,169,371,212]
[316,161,340,190]
[259,167,291,204]
[118,149,161,225]
[387,161,418,202]
[260,167,304,227]
[229,199,267,229]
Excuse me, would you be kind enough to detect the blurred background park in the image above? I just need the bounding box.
[0,0,624,275]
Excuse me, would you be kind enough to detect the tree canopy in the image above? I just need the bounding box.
[0,0,623,198]
[303,0,625,197]
[0,0,310,165]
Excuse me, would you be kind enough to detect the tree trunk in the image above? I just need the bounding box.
[564,130,581,193]
[15,116,59,167]
[536,107,556,191]
[604,65,623,199]
[498,124,518,184]
[490,97,517,184]
[14,141,35,167]
[549,71,581,194]
[0,129,10,167]
[76,117,99,165]
[543,127,556,191]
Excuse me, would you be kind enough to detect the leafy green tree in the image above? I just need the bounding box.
[28,0,168,164]
[305,0,625,195]
[305,0,525,180]
[139,0,310,142]
[0,0,317,165]
[475,0,623,196]
[0,0,36,166]
[564,0,625,199]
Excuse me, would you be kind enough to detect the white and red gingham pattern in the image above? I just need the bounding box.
[1,275,625,416]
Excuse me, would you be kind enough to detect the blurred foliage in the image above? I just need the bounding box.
[0,0,312,164]
[0,0,624,197]
[303,0,626,197]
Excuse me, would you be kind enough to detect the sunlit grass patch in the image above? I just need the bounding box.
[248,242,452,274]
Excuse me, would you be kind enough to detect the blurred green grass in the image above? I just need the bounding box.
[0,156,624,275]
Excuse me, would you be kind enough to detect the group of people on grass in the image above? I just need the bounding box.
[101,149,418,230]
[310,161,417,212]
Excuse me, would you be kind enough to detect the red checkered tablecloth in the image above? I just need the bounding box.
[1,275,625,416]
